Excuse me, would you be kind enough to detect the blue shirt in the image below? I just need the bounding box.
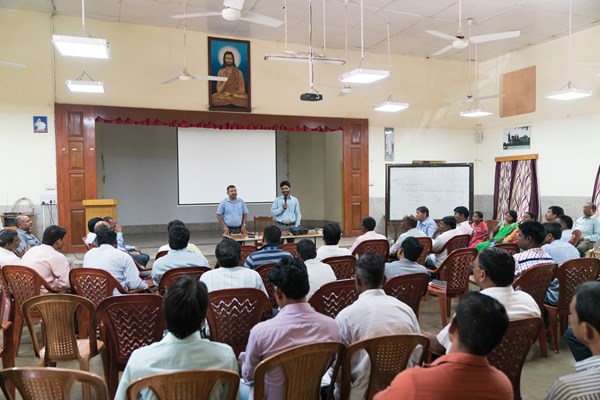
[244,245,292,270]
[417,217,437,238]
[271,195,301,226]
[16,229,41,255]
[384,259,428,278]
[217,197,248,227]
[543,240,580,306]
[574,215,600,242]
[151,249,209,285]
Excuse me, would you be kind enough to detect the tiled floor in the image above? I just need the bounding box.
[9,231,577,399]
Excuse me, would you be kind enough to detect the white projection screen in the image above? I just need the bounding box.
[177,128,277,204]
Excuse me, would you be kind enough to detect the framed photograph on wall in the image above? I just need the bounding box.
[503,125,531,149]
[385,127,394,161]
[208,37,251,112]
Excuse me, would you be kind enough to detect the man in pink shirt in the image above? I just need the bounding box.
[21,225,71,291]
[240,257,339,399]
[348,216,387,254]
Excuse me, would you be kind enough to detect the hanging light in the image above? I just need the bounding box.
[372,23,409,112]
[66,71,104,93]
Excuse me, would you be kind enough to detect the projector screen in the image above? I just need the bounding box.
[177,128,277,204]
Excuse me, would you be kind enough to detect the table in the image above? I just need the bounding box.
[224,230,323,245]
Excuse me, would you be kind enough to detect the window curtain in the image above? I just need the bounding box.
[493,159,539,220]
[593,164,600,211]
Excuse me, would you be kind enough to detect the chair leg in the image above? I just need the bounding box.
[438,293,448,326]
[79,356,91,400]
[12,311,23,356]
[446,297,452,318]
[547,309,559,353]
[538,325,548,358]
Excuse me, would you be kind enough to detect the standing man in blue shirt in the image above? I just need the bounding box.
[271,180,301,230]
[217,185,249,235]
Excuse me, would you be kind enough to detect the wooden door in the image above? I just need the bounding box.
[343,121,369,237]
[55,104,96,253]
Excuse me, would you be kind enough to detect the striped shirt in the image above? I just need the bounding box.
[200,267,267,295]
[244,245,292,270]
[513,247,553,278]
[547,355,600,400]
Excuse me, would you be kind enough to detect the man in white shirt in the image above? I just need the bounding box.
[543,222,579,306]
[200,238,266,294]
[296,239,336,298]
[348,216,387,254]
[316,223,351,261]
[426,216,462,269]
[425,246,540,354]
[84,217,104,245]
[453,206,473,236]
[0,229,21,266]
[114,276,238,400]
[334,253,420,400]
[156,220,204,255]
[557,215,574,243]
[21,225,71,291]
[83,226,148,293]
[103,216,150,267]
[389,215,426,256]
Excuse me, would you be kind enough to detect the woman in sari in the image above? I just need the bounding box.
[475,210,519,252]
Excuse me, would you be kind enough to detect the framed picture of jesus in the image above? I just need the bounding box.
[208,37,251,113]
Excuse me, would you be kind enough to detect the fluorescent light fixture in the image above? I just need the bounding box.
[338,68,390,84]
[460,108,493,117]
[373,96,409,112]
[52,35,110,59]
[264,53,345,65]
[66,80,104,93]
[546,81,592,100]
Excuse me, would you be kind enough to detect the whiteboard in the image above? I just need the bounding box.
[386,164,473,221]
[177,128,277,204]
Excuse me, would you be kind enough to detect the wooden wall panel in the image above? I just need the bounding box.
[70,209,86,247]
[68,112,84,137]
[343,121,369,236]
[500,66,536,117]
[69,174,85,202]
[69,142,84,169]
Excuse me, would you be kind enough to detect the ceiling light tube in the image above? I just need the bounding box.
[460,99,492,117]
[546,81,592,100]
[338,68,390,84]
[373,95,409,112]
[66,80,105,93]
[52,35,110,59]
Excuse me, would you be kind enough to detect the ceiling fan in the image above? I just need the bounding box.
[170,0,283,28]
[162,1,226,84]
[427,0,520,57]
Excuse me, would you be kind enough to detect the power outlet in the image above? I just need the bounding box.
[40,194,57,205]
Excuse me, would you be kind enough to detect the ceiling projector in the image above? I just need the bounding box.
[300,92,323,101]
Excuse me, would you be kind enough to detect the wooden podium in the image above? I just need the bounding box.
[82,199,119,223]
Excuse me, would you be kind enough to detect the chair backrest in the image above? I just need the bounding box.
[341,334,430,400]
[254,342,344,400]
[155,250,169,260]
[0,267,15,371]
[488,317,542,400]
[279,243,297,258]
[439,248,478,295]
[569,229,582,246]
[22,294,98,363]
[254,216,274,235]
[555,258,600,311]
[352,239,390,260]
[240,245,258,266]
[69,268,128,307]
[441,234,471,254]
[0,367,109,400]
[2,265,59,310]
[126,369,239,400]
[410,237,431,266]
[254,263,278,310]
[485,219,499,233]
[383,273,429,318]
[322,256,356,280]
[308,279,358,319]
[205,288,272,357]
[158,266,211,296]
[494,242,520,255]
[513,263,557,311]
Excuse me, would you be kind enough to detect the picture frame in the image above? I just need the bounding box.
[384,127,394,161]
[208,37,251,112]
[503,125,531,149]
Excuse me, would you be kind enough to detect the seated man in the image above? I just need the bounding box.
[557,215,574,243]
[425,247,540,355]
[240,258,339,399]
[244,225,292,270]
[21,225,71,291]
[114,276,238,400]
[156,220,204,255]
[385,237,428,278]
[374,292,512,400]
[151,225,209,286]
[547,282,600,400]
[201,238,266,294]
[543,222,580,306]
[514,220,553,278]
[416,206,437,238]
[84,216,103,245]
[103,216,150,267]
[83,225,148,293]
[15,215,40,256]
[316,223,352,261]
[0,230,21,266]
[389,215,426,256]
[348,216,387,254]
[545,206,565,222]
[335,253,420,399]
[296,238,336,298]
[573,202,600,256]
[426,216,461,269]
[453,206,473,235]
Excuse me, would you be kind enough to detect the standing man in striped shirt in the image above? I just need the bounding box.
[244,226,292,270]
[547,281,600,399]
